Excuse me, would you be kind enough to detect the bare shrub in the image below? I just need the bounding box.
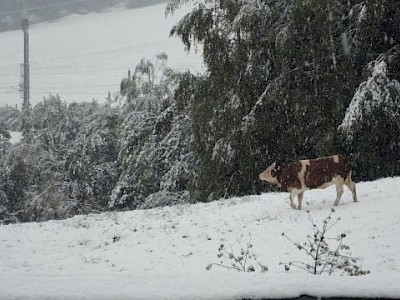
[206,234,268,273]
[281,208,369,276]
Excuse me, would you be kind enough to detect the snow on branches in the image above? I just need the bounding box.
[339,61,400,143]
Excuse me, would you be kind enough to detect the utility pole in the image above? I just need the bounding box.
[21,18,31,135]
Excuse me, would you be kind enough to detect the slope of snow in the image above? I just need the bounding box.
[0,3,203,108]
[1,177,400,299]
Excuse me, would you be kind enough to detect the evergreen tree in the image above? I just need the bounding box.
[339,60,400,180]
[169,0,400,202]
[110,55,195,209]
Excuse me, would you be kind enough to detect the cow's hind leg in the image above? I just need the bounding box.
[333,178,344,207]
[345,173,358,202]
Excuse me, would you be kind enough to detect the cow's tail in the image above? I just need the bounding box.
[348,152,356,166]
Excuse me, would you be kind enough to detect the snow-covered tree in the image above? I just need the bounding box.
[0,95,118,221]
[0,122,10,155]
[63,106,121,214]
[0,53,198,221]
[110,55,196,210]
[168,0,293,201]
[339,60,400,180]
[0,106,22,131]
[169,0,400,201]
[110,99,195,210]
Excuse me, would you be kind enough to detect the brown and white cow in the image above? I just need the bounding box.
[259,154,358,210]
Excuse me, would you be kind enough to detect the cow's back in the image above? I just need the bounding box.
[304,154,351,189]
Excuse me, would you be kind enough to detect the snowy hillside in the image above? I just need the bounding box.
[0,3,203,107]
[1,177,399,299]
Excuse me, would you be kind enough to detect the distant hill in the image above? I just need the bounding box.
[0,0,167,32]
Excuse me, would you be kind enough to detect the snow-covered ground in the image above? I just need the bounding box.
[0,3,203,108]
[1,177,399,299]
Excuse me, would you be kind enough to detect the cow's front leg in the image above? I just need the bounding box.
[334,180,344,207]
[297,192,304,210]
[289,190,297,209]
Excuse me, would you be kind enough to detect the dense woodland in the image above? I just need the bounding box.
[0,0,399,223]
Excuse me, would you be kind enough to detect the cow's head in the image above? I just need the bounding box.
[259,162,279,184]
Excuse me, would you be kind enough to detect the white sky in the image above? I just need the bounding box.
[0,3,203,108]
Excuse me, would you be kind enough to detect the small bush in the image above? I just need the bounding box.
[206,234,268,273]
[281,208,369,276]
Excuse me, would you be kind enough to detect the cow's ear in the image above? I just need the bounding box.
[270,162,276,169]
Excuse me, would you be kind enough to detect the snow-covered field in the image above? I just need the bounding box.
[0,3,203,108]
[1,177,399,299]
